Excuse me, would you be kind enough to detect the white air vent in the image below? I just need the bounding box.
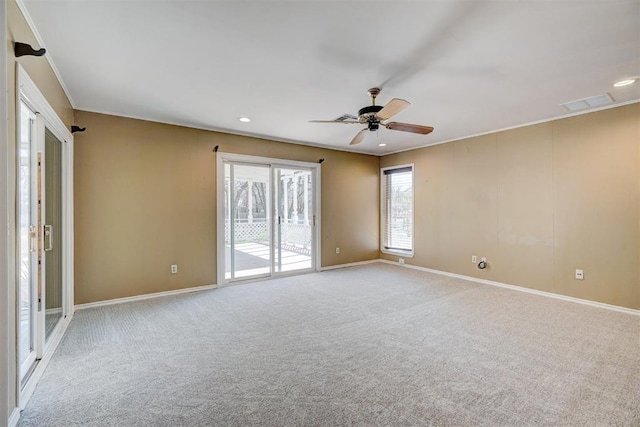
[584,93,614,108]
[560,100,589,112]
[560,93,614,112]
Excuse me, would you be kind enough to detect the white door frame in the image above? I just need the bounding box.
[16,64,74,408]
[1,1,14,425]
[216,152,321,286]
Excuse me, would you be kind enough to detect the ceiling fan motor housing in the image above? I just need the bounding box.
[358,105,383,117]
[358,105,383,131]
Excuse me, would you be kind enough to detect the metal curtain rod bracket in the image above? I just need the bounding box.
[14,42,46,58]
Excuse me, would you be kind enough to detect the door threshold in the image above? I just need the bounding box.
[220,268,318,287]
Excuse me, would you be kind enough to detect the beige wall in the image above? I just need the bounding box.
[73,110,379,304]
[7,0,73,127]
[6,0,74,419]
[381,104,640,310]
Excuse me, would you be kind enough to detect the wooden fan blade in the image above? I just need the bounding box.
[376,98,410,120]
[350,128,368,145]
[385,122,434,135]
[309,120,361,124]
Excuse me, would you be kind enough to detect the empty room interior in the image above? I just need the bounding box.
[1,0,639,426]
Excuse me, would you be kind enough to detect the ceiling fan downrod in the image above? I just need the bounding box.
[368,87,380,105]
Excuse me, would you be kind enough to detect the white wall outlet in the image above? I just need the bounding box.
[171,264,178,274]
[471,255,477,263]
[335,247,340,254]
[399,258,405,264]
[575,269,584,280]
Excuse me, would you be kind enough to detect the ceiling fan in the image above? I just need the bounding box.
[310,87,434,145]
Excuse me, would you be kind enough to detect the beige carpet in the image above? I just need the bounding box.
[18,263,640,426]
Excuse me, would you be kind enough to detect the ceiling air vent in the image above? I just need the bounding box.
[584,93,614,108]
[560,93,614,113]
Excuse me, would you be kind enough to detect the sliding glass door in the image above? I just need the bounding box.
[219,155,319,284]
[17,100,70,386]
[17,65,74,405]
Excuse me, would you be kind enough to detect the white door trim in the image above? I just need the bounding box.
[1,1,14,424]
[216,152,321,286]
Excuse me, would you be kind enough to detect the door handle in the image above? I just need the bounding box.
[44,224,53,251]
[29,225,37,252]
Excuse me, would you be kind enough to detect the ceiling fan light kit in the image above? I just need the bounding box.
[310,87,434,146]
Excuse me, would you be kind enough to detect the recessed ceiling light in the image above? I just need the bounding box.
[613,78,638,87]
[378,143,387,147]
[238,117,251,123]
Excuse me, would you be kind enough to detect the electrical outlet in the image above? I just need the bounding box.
[471,255,477,263]
[171,264,178,274]
[335,247,340,254]
[399,258,405,264]
[575,269,584,280]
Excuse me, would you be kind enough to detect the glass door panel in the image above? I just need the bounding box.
[224,163,271,280]
[274,168,314,273]
[18,102,36,381]
[44,128,63,342]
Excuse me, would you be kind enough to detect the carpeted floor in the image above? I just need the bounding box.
[18,263,640,426]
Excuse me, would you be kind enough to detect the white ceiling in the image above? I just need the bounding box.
[22,0,640,155]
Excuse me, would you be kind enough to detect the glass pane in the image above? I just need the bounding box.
[44,128,63,341]
[383,167,413,252]
[18,102,35,377]
[224,163,231,279]
[275,168,313,273]
[226,163,271,280]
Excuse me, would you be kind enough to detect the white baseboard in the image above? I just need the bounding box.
[75,263,379,309]
[74,284,218,310]
[377,259,640,316]
[74,260,638,316]
[8,407,20,427]
[320,259,379,271]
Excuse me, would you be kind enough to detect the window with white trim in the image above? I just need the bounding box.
[381,165,413,256]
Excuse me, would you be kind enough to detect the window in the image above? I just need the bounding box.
[381,165,413,256]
